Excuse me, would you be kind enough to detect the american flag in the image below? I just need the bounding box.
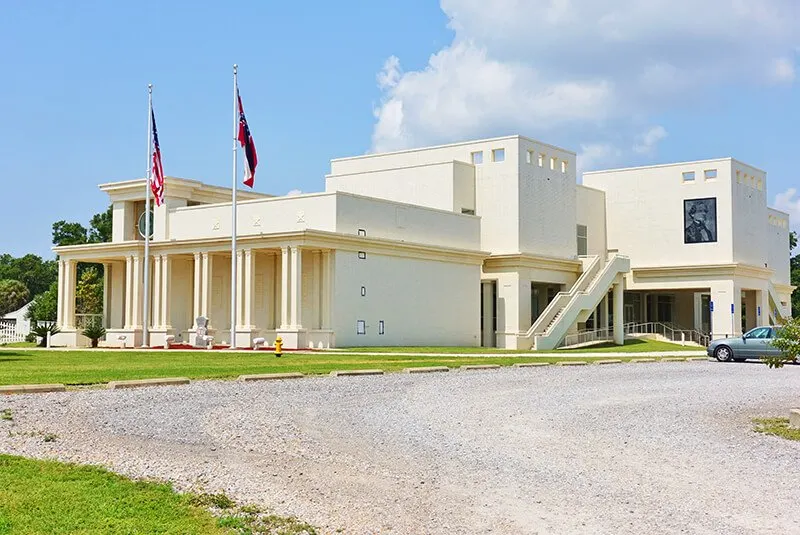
[150,108,165,206]
[237,86,258,188]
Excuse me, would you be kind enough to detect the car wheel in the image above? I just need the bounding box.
[714,345,734,362]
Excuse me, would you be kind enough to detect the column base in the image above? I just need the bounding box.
[149,328,175,348]
[307,329,335,350]
[275,329,308,350]
[50,329,92,348]
[100,329,142,348]
[234,328,260,349]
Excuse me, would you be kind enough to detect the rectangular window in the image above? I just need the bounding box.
[550,157,557,170]
[757,178,763,191]
[682,171,695,182]
[526,150,533,164]
[577,224,588,256]
[736,170,742,183]
[378,320,385,335]
[704,169,717,180]
[538,153,544,167]
[471,151,483,165]
[357,228,366,236]
[358,251,366,259]
[492,148,505,162]
[356,320,366,335]
[461,208,475,215]
[561,160,567,173]
[360,286,366,297]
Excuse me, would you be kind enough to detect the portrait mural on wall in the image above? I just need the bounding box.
[684,197,717,244]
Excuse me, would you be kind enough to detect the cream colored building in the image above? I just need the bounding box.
[52,136,793,349]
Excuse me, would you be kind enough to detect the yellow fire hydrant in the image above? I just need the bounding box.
[274,336,283,358]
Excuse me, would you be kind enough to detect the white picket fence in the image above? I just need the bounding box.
[0,319,26,344]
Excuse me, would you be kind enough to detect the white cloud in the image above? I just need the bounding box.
[774,188,800,232]
[577,143,622,176]
[287,189,303,196]
[769,57,796,84]
[633,125,668,155]
[372,0,799,153]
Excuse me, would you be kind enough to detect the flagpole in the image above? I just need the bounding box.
[142,84,153,348]
[230,64,238,348]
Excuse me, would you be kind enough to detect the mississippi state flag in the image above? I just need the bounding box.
[150,108,165,206]
[237,86,257,188]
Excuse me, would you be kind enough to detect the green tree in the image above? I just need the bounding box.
[763,317,800,368]
[791,231,798,319]
[0,280,30,316]
[52,205,112,247]
[88,205,113,243]
[51,221,89,247]
[26,281,58,323]
[75,266,103,315]
[0,254,57,298]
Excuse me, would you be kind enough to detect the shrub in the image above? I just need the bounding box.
[31,323,60,347]
[763,317,800,369]
[82,324,106,348]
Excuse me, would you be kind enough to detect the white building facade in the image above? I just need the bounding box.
[52,136,793,349]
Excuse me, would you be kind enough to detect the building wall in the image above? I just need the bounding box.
[576,186,607,256]
[325,161,475,213]
[518,138,577,258]
[169,257,194,338]
[332,250,480,347]
[766,208,791,285]
[334,194,481,250]
[731,161,769,269]
[584,160,735,268]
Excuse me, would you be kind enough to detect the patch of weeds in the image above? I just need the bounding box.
[189,492,236,510]
[753,418,800,441]
[0,409,12,421]
[42,433,58,443]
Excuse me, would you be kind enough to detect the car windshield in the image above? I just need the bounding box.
[746,327,772,339]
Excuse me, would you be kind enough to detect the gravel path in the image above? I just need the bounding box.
[1,361,799,534]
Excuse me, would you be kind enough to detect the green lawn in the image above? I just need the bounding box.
[0,339,701,387]
[340,339,697,353]
[0,455,224,534]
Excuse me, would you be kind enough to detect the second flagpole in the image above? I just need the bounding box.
[142,84,153,348]
[230,65,238,348]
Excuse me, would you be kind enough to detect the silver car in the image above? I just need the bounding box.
[707,326,790,362]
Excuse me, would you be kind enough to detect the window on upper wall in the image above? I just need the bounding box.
[577,224,588,256]
[356,320,366,335]
[561,160,567,173]
[682,171,695,182]
[461,208,475,215]
[378,320,385,335]
[471,151,483,165]
[538,153,545,167]
[492,148,505,162]
[526,150,534,164]
[550,157,557,171]
[704,169,717,180]
[757,178,763,191]
[736,170,742,183]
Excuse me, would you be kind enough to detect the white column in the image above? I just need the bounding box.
[192,252,201,327]
[236,249,244,328]
[710,280,736,339]
[244,249,255,328]
[280,246,290,329]
[481,281,494,347]
[600,293,609,333]
[131,255,142,329]
[152,254,162,329]
[321,251,332,330]
[312,251,321,329]
[63,260,77,330]
[102,263,110,328]
[201,252,211,320]
[290,246,303,329]
[613,277,624,345]
[56,259,65,327]
[124,255,133,329]
[161,255,171,330]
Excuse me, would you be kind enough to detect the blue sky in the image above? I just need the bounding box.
[1,0,798,258]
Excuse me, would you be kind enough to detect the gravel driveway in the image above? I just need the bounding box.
[1,361,799,534]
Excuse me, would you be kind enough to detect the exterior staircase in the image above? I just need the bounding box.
[767,282,790,324]
[523,254,631,350]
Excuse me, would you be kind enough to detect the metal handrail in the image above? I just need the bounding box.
[624,322,710,347]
